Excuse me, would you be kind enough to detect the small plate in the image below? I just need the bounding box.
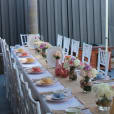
[20,58,34,64]
[26,67,45,74]
[35,78,57,86]
[46,94,72,102]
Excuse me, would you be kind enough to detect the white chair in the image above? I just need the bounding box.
[63,36,70,56]
[20,74,41,114]
[57,34,63,48]
[20,34,28,46]
[27,34,40,48]
[10,61,23,114]
[71,39,80,57]
[82,43,92,65]
[97,48,111,79]
[0,37,3,56]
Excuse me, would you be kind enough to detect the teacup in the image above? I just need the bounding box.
[65,107,81,114]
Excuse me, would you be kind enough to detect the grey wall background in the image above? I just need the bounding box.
[37,0,114,48]
[0,0,29,45]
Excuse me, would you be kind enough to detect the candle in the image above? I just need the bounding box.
[105,0,108,52]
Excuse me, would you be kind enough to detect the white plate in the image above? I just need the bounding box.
[25,67,45,74]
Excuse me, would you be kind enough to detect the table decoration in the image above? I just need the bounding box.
[80,64,98,93]
[34,40,44,53]
[65,107,81,114]
[19,52,28,57]
[46,47,63,68]
[25,66,44,74]
[20,57,35,64]
[35,77,57,86]
[39,42,52,58]
[63,56,81,80]
[92,83,114,111]
[45,88,72,102]
[15,48,25,53]
[53,50,62,76]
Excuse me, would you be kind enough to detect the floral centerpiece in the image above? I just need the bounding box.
[63,56,81,80]
[34,40,44,53]
[80,64,98,93]
[39,42,51,58]
[53,51,62,76]
[53,51,62,60]
[92,83,114,111]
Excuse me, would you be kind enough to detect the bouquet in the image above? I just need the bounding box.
[53,51,62,60]
[80,64,98,92]
[92,83,114,110]
[63,56,81,70]
[63,56,81,80]
[39,42,52,58]
[34,40,44,52]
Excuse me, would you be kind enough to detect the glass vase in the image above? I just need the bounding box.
[96,96,112,111]
[41,48,46,58]
[69,66,77,80]
[80,76,92,93]
[55,59,61,76]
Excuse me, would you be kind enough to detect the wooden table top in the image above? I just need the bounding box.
[28,48,114,114]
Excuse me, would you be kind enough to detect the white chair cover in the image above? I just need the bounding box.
[71,39,80,57]
[57,34,63,48]
[20,34,29,46]
[27,34,40,48]
[82,43,92,65]
[63,37,70,56]
[20,74,41,114]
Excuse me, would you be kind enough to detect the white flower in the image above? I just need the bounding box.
[74,59,80,67]
[92,83,114,99]
[90,68,98,78]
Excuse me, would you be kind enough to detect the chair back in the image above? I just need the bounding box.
[20,34,28,46]
[27,34,40,48]
[82,43,92,65]
[57,34,63,48]
[63,37,70,56]
[71,39,80,57]
[97,48,110,77]
[20,74,41,114]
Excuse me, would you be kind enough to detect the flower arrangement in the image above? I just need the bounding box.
[39,42,51,50]
[80,64,98,79]
[39,42,52,58]
[63,56,81,80]
[34,40,44,52]
[92,83,114,110]
[53,51,62,60]
[63,56,81,70]
[80,64,98,92]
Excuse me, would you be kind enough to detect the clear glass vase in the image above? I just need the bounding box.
[96,96,112,111]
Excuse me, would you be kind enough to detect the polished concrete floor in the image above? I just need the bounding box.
[0,75,12,114]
